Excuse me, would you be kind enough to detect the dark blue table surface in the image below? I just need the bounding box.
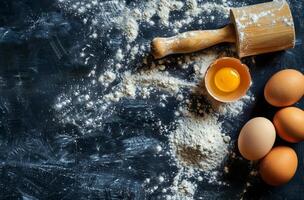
[0,0,303,199]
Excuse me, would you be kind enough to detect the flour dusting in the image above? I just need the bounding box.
[54,0,255,199]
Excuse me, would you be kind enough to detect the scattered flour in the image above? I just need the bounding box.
[170,180,197,200]
[115,49,124,61]
[98,71,116,87]
[54,0,256,199]
[57,0,236,49]
[122,17,139,42]
[103,69,195,102]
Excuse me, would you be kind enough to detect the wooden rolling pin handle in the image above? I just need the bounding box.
[151,24,236,59]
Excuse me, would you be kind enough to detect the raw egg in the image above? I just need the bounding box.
[259,146,298,186]
[205,57,251,102]
[273,107,304,143]
[238,117,276,161]
[214,67,241,92]
[264,69,304,107]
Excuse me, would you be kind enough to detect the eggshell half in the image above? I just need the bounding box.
[238,117,276,161]
[205,57,251,103]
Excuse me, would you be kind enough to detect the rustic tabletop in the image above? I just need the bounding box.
[0,0,303,199]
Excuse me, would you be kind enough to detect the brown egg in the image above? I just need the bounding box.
[205,57,251,103]
[259,146,298,186]
[273,107,304,143]
[238,117,276,161]
[264,69,304,107]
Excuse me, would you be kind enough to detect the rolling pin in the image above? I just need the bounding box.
[151,0,295,59]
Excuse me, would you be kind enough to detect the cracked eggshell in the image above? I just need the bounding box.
[204,57,251,103]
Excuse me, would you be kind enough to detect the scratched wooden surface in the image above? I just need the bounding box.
[0,0,303,199]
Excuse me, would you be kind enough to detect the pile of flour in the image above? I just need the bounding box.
[170,114,229,172]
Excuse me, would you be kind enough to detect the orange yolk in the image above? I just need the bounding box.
[214,67,240,92]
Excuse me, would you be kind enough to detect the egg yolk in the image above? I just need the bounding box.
[214,67,240,92]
